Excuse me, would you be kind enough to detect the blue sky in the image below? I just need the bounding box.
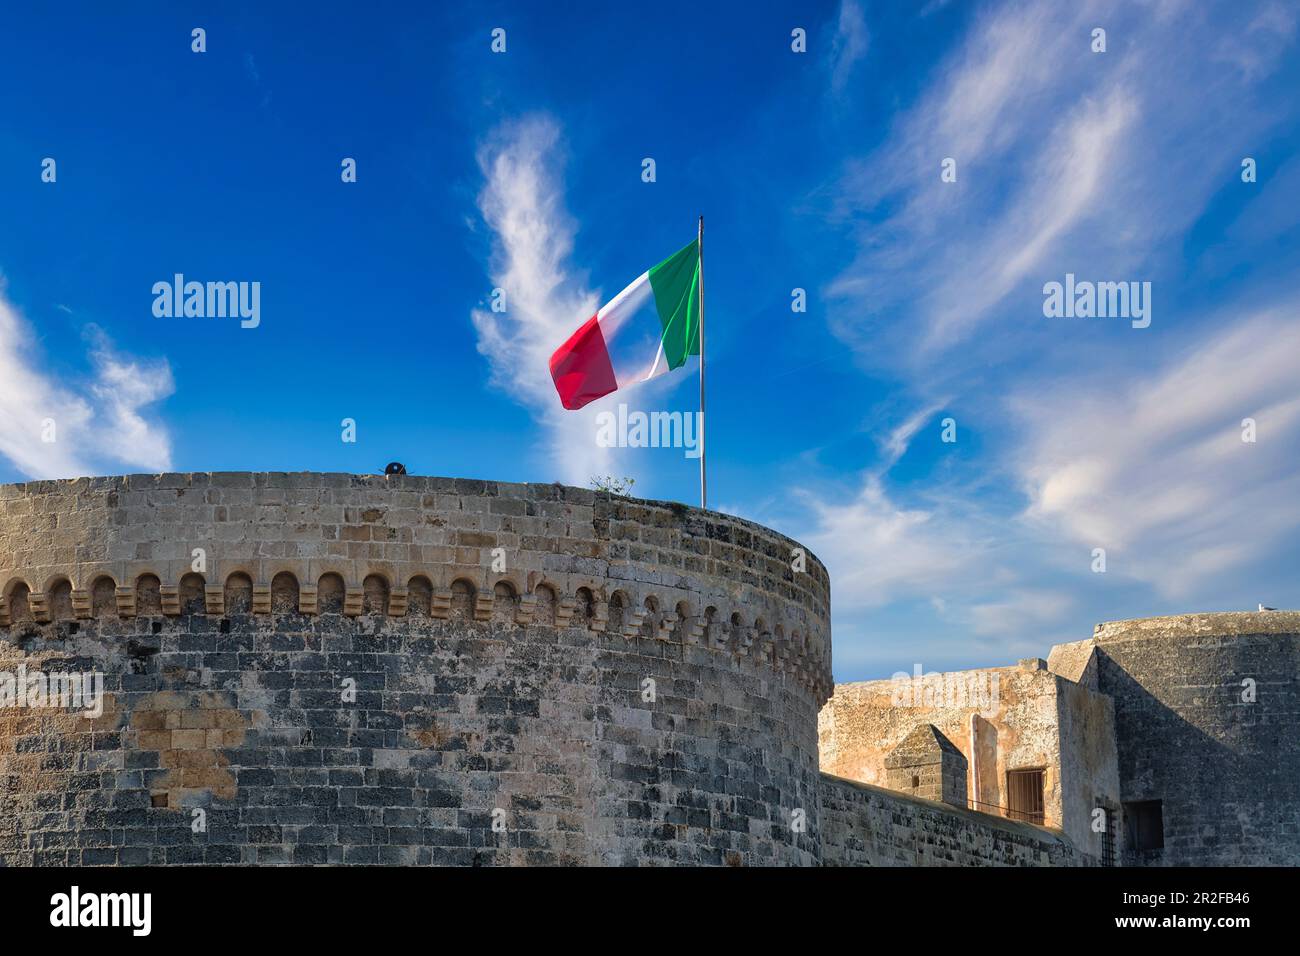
[1,1,1298,680]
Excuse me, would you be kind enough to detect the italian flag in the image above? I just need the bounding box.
[549,239,700,410]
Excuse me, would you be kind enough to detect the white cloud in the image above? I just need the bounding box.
[825,1,1110,368]
[881,401,946,469]
[800,475,982,609]
[471,115,675,487]
[832,0,1077,217]
[774,1,1300,674]
[826,0,1293,374]
[1014,304,1300,597]
[795,300,1300,668]
[1213,1,1297,80]
[967,589,1075,638]
[829,1,870,95]
[470,116,612,485]
[85,328,174,473]
[793,407,989,611]
[922,87,1137,349]
[0,290,173,479]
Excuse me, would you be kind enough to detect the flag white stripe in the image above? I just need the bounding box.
[594,270,669,387]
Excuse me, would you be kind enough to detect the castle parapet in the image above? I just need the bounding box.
[0,473,831,699]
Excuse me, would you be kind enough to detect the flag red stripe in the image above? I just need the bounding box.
[549,313,618,410]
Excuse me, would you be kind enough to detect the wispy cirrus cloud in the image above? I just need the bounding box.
[829,0,870,96]
[1213,1,1297,80]
[0,288,173,479]
[800,474,982,610]
[469,115,611,486]
[1014,303,1300,598]
[793,400,989,612]
[826,0,1293,372]
[790,0,1300,675]
[470,114,701,489]
[795,293,1300,666]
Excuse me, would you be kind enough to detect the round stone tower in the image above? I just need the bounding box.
[1091,612,1300,866]
[0,473,831,866]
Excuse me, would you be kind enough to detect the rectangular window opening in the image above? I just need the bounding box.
[1006,769,1045,825]
[1124,799,1164,851]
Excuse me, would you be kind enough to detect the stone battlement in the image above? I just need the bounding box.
[0,472,832,703]
[1093,610,1300,640]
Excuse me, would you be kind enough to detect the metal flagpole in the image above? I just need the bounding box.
[697,215,707,510]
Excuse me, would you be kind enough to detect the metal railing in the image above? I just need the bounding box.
[966,797,1045,826]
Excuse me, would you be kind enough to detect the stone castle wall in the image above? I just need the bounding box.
[0,473,832,866]
[1090,612,1300,866]
[7,474,1287,867]
[817,659,1121,855]
[819,611,1300,868]
[819,773,1078,866]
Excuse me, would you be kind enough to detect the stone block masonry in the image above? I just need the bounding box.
[883,724,968,808]
[820,773,1077,866]
[8,471,1212,868]
[819,611,1300,867]
[0,473,832,866]
[1,613,828,865]
[1088,612,1300,866]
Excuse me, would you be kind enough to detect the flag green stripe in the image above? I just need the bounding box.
[647,239,700,370]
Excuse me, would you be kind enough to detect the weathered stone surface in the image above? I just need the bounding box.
[0,473,830,866]
[0,612,831,866]
[7,473,1284,867]
[883,724,967,808]
[1089,612,1300,866]
[819,660,1120,859]
[820,610,1300,867]
[820,773,1077,867]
